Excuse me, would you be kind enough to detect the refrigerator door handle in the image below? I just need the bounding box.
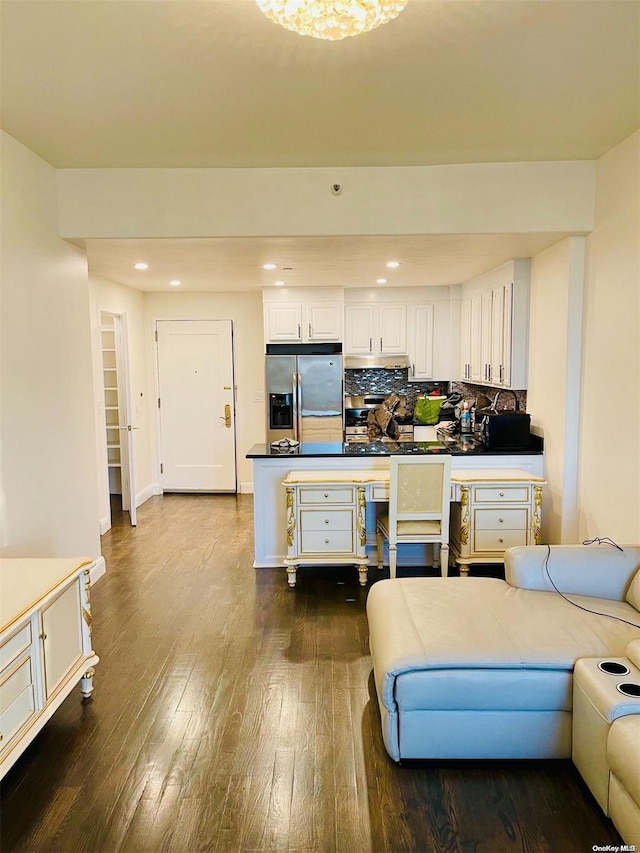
[291,373,298,441]
[295,373,303,441]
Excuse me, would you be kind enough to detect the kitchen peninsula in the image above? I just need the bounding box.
[247,441,544,570]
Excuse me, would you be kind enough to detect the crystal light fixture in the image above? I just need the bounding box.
[255,0,408,41]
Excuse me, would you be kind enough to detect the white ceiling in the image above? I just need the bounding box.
[2,0,638,292]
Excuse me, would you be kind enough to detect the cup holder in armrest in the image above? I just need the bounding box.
[598,660,631,676]
[616,682,640,698]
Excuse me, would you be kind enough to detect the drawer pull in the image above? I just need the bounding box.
[499,492,505,497]
[39,632,47,640]
[324,519,329,524]
[498,518,504,523]
[324,493,329,498]
[0,733,3,742]
[499,538,504,544]
[324,539,329,544]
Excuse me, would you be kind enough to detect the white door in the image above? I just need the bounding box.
[114,314,138,526]
[156,320,236,492]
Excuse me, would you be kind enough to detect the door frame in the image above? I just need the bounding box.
[97,308,137,529]
[153,318,238,493]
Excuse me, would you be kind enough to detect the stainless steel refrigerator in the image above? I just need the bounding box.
[265,344,343,444]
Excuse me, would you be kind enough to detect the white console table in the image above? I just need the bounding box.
[0,557,99,780]
[280,467,546,585]
[450,469,546,575]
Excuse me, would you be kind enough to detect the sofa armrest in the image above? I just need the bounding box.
[504,545,640,601]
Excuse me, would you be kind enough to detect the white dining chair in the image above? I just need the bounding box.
[376,454,452,578]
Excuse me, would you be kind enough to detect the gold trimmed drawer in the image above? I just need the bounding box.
[473,529,528,552]
[472,485,531,503]
[0,623,32,673]
[370,484,390,502]
[473,508,528,530]
[298,486,355,505]
[300,530,355,554]
[300,509,353,532]
[0,657,36,751]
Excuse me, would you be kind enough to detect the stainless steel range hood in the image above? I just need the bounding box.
[344,354,411,370]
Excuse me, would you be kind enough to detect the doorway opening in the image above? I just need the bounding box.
[100,311,137,528]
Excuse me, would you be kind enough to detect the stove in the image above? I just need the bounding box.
[344,393,414,443]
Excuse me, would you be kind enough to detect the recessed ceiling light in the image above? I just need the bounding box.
[386,260,400,269]
[377,278,388,285]
[263,263,277,270]
[134,262,149,270]
[274,280,285,286]
[169,280,181,287]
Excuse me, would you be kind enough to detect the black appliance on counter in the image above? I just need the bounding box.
[476,390,531,451]
[344,393,414,443]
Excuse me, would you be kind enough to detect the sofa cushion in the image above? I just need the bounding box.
[607,715,640,809]
[394,667,572,711]
[367,577,640,714]
[625,568,640,612]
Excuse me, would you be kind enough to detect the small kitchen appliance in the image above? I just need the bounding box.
[477,389,531,451]
[344,393,414,443]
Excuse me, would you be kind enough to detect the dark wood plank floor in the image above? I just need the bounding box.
[0,494,623,852]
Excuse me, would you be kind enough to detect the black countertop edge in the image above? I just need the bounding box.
[246,440,544,459]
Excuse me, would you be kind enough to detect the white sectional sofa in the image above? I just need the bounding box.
[367,544,640,844]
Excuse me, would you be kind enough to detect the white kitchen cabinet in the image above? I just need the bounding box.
[407,302,453,381]
[0,558,99,781]
[459,260,529,389]
[345,303,407,355]
[264,299,343,344]
[449,469,545,575]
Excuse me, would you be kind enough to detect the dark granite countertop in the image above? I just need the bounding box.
[246,437,543,459]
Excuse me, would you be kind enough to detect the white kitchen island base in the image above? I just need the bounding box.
[248,444,545,571]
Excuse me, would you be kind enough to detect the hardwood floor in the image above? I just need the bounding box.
[0,494,622,852]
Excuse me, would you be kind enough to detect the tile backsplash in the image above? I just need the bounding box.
[451,381,527,412]
[344,369,527,413]
[344,369,448,409]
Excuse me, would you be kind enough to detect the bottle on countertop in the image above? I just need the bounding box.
[460,401,472,434]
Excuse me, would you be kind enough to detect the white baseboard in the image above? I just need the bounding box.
[90,556,107,585]
[136,483,163,506]
[99,516,111,535]
[239,481,254,494]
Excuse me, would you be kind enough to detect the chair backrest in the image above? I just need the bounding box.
[388,454,452,536]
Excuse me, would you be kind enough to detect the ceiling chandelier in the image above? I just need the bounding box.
[255,0,409,41]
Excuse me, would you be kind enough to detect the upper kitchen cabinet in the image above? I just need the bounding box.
[263,288,344,344]
[344,303,407,355]
[407,296,453,381]
[460,260,530,389]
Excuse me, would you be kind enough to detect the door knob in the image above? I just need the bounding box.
[219,404,231,428]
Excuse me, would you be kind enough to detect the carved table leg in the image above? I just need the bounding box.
[286,566,297,588]
[80,666,96,699]
[358,566,368,587]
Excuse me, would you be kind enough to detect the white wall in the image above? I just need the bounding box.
[0,132,101,560]
[89,275,157,529]
[528,238,586,543]
[579,131,640,542]
[56,161,596,239]
[144,292,265,492]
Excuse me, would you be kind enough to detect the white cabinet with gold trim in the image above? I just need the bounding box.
[282,471,373,588]
[450,469,545,575]
[0,558,99,780]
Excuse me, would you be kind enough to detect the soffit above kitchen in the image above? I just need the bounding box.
[84,233,570,293]
[1,1,638,171]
